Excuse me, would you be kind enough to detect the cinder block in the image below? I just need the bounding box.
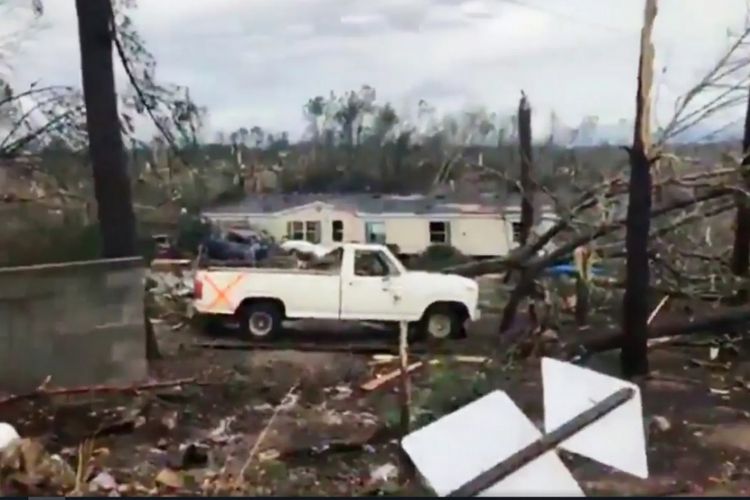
[0,258,148,392]
[110,336,146,364]
[105,269,139,289]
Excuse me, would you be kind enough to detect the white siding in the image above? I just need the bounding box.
[381,218,426,254]
[374,216,514,257]
[242,204,362,245]
[205,206,558,258]
[450,218,512,256]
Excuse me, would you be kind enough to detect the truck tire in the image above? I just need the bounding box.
[420,304,462,340]
[239,301,282,340]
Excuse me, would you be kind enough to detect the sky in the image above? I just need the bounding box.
[2,0,750,141]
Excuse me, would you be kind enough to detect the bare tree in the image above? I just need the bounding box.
[620,0,658,378]
[75,0,136,257]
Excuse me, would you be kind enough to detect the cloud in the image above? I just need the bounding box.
[1,0,748,140]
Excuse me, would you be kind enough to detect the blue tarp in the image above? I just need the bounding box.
[546,263,604,277]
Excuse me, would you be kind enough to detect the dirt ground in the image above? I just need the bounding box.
[3,314,750,496]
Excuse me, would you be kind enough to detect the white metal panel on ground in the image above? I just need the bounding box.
[402,390,584,497]
[541,357,649,479]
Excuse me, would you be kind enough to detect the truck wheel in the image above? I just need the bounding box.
[422,305,461,340]
[239,302,282,340]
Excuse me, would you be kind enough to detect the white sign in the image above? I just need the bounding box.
[402,357,648,496]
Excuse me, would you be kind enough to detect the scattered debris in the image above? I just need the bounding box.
[89,471,118,492]
[689,358,730,371]
[710,346,720,361]
[258,449,280,462]
[649,415,671,433]
[0,438,76,495]
[177,443,209,470]
[648,295,670,325]
[369,462,398,484]
[709,388,731,396]
[0,423,19,452]
[324,385,353,400]
[360,362,425,392]
[233,383,299,488]
[207,417,236,444]
[155,467,184,490]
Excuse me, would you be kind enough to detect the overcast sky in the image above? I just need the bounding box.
[2,0,749,140]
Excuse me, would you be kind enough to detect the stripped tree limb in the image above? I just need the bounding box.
[0,377,198,407]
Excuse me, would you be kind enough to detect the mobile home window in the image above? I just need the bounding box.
[332,220,344,242]
[364,221,386,244]
[287,221,304,240]
[429,221,450,244]
[305,221,321,243]
[286,220,320,242]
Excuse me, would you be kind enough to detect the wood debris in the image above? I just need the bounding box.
[361,360,441,392]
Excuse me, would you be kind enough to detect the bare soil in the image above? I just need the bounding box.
[3,315,750,495]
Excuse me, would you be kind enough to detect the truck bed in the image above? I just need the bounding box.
[198,255,298,269]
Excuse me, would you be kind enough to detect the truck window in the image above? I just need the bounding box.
[354,250,399,277]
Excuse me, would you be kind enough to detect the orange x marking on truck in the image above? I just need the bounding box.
[204,274,245,311]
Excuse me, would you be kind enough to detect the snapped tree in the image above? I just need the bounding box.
[620,0,658,378]
[518,91,534,247]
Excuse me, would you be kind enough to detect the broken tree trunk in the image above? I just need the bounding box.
[518,92,534,247]
[730,85,750,302]
[500,93,535,288]
[75,0,137,258]
[621,0,658,378]
[565,303,750,357]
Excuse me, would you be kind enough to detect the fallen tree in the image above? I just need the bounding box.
[563,303,750,359]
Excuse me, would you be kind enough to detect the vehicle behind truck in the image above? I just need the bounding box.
[193,243,481,340]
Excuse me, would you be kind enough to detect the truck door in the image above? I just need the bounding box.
[340,249,404,321]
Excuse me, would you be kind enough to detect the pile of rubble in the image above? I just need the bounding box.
[145,268,195,327]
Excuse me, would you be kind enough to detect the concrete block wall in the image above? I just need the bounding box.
[0,257,148,392]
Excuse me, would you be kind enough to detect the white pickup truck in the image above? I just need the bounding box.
[193,243,481,340]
